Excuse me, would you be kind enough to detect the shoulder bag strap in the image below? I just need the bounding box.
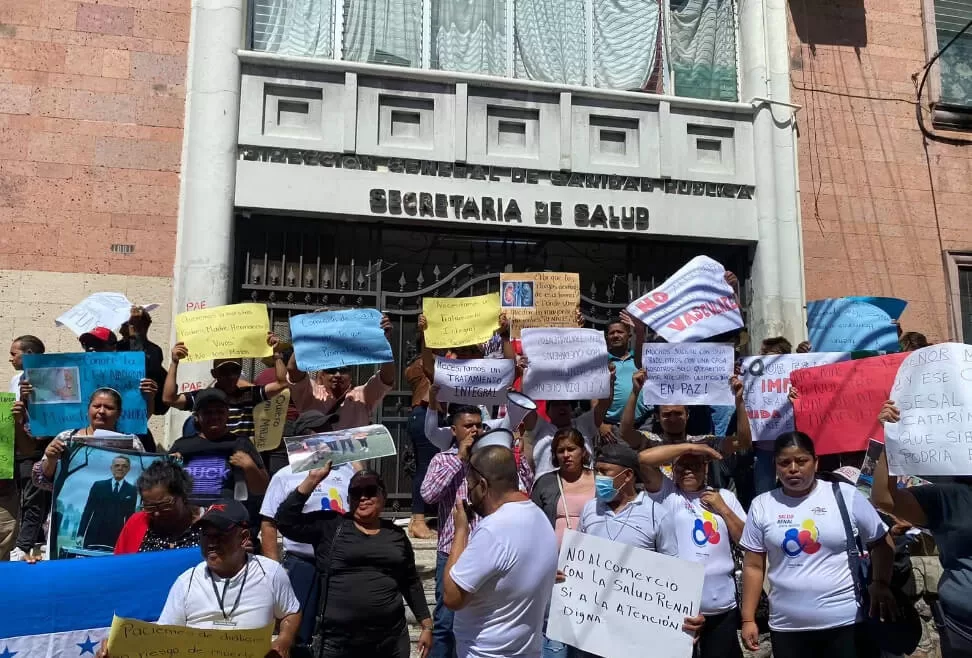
[832,481,865,605]
[314,520,347,656]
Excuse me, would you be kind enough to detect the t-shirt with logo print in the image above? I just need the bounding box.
[739,481,887,631]
[169,433,265,507]
[650,478,746,615]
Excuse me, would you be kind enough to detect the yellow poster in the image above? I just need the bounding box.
[175,303,272,362]
[106,615,273,658]
[423,293,501,349]
[500,272,580,337]
[253,388,290,451]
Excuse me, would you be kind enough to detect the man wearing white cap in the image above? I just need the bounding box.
[444,444,557,658]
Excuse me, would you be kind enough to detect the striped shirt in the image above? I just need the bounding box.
[185,385,269,444]
[420,447,534,555]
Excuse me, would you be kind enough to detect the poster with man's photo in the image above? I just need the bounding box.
[50,443,164,559]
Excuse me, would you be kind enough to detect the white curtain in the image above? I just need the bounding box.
[593,0,660,90]
[514,0,586,84]
[344,0,422,67]
[252,0,333,57]
[669,0,738,101]
[434,0,507,75]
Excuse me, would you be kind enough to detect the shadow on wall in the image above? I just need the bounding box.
[790,0,868,48]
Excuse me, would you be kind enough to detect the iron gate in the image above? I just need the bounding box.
[235,215,749,514]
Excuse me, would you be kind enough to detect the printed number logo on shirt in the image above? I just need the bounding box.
[319,487,346,514]
[692,511,721,546]
[781,519,821,557]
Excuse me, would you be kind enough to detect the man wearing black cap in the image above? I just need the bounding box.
[259,411,360,658]
[163,333,288,445]
[168,389,269,507]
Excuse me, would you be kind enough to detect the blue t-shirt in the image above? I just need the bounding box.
[606,351,650,424]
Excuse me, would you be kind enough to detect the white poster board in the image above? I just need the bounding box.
[521,328,610,401]
[56,293,159,336]
[884,343,972,476]
[625,256,742,342]
[741,352,850,445]
[641,343,735,407]
[547,530,704,658]
[433,356,515,408]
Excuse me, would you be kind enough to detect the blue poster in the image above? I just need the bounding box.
[23,352,148,436]
[291,308,394,372]
[807,297,906,353]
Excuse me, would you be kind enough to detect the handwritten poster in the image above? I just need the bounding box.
[434,356,515,408]
[107,615,273,658]
[285,424,397,473]
[521,328,610,400]
[253,388,290,451]
[23,352,148,436]
[625,256,742,342]
[423,293,500,349]
[0,393,13,479]
[741,352,849,445]
[500,272,580,338]
[641,343,734,407]
[807,297,906,353]
[290,309,393,372]
[790,353,909,454]
[547,530,704,658]
[884,343,972,476]
[175,303,272,362]
[56,293,159,336]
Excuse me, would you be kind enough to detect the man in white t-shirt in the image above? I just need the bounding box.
[124,501,299,655]
[260,452,356,658]
[444,444,558,658]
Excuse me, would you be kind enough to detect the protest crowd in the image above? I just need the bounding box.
[1,259,970,658]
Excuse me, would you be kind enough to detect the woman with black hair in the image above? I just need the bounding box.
[739,431,898,658]
[276,464,432,658]
[114,459,202,553]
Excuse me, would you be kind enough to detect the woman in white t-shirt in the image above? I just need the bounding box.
[641,442,746,658]
[739,431,898,658]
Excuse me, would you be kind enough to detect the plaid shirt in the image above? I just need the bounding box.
[420,447,534,555]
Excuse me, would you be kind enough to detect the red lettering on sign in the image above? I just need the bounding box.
[666,296,738,332]
[633,292,670,314]
[186,301,207,311]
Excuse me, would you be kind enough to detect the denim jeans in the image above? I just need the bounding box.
[754,447,778,495]
[407,406,440,516]
[282,553,321,652]
[431,551,456,658]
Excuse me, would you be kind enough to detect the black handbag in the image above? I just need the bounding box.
[832,481,922,655]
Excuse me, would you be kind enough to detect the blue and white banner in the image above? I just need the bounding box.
[0,548,199,657]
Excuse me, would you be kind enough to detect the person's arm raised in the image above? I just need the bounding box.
[638,443,723,493]
[871,403,928,527]
[162,343,190,410]
[378,313,396,387]
[722,376,752,454]
[263,333,289,398]
[620,369,647,448]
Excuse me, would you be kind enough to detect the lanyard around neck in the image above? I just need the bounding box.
[208,556,249,621]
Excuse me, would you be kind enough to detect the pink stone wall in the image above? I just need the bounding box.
[791,0,972,342]
[0,0,188,277]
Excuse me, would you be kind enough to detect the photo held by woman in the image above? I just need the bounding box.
[1,262,968,658]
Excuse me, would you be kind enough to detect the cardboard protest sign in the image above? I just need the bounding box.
[884,343,972,476]
[253,388,290,452]
[741,353,849,445]
[807,297,906,353]
[290,308,393,372]
[175,303,272,362]
[107,615,272,658]
[547,529,704,658]
[49,444,163,559]
[56,293,159,336]
[500,272,580,338]
[625,256,742,342]
[790,352,909,454]
[0,393,13,479]
[641,343,734,407]
[285,424,397,473]
[23,352,148,436]
[422,293,501,349]
[434,356,515,408]
[521,328,610,400]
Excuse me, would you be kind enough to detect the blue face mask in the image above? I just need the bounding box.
[594,474,619,502]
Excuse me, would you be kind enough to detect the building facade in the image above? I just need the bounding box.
[1,0,969,505]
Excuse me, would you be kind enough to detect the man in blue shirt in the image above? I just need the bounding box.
[603,319,650,441]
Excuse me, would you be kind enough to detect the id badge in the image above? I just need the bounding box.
[212,620,238,628]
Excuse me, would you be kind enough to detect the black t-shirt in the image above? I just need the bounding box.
[911,483,972,633]
[168,433,264,506]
